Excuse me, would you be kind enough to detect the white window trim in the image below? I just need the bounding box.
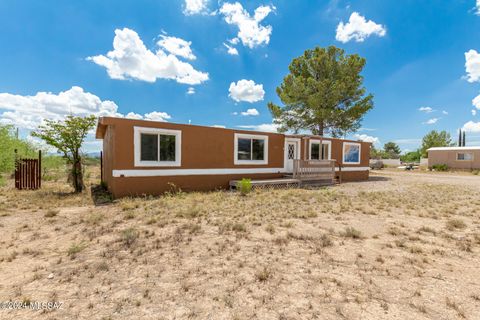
[343,142,361,165]
[308,139,332,160]
[134,126,181,167]
[234,133,268,165]
[456,152,474,161]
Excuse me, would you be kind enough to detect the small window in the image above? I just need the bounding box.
[343,142,361,164]
[134,127,181,167]
[234,134,268,165]
[457,153,473,161]
[140,134,158,161]
[309,140,331,160]
[160,134,176,161]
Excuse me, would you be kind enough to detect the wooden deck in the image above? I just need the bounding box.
[230,160,339,191]
[229,178,301,190]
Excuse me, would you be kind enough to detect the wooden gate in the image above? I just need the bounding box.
[15,150,42,190]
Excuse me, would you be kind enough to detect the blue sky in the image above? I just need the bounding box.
[1,0,480,152]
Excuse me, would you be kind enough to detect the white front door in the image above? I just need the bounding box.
[285,140,299,173]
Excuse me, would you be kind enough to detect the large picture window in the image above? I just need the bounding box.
[343,142,361,164]
[234,133,268,165]
[309,140,331,160]
[134,127,181,167]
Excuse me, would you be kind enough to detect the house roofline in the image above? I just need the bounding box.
[95,116,370,144]
[427,146,480,151]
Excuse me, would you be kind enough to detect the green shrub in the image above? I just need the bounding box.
[432,164,448,171]
[472,170,480,175]
[237,178,252,196]
[67,242,86,259]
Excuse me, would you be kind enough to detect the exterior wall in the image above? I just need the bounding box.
[108,118,285,170]
[428,150,480,170]
[98,117,371,197]
[293,136,371,167]
[102,125,115,189]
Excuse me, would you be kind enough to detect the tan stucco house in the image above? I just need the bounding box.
[427,146,480,170]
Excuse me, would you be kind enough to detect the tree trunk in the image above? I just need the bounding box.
[317,123,324,136]
[71,157,84,193]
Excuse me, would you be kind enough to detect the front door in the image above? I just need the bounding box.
[285,140,299,173]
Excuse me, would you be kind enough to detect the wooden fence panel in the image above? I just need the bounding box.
[14,151,42,190]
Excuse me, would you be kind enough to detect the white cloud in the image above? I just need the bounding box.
[219,2,275,49]
[240,108,259,116]
[336,12,386,43]
[183,0,209,15]
[358,127,377,132]
[88,28,208,85]
[473,93,480,109]
[418,106,434,113]
[354,133,380,145]
[223,43,239,55]
[237,123,278,132]
[472,109,477,116]
[442,110,448,115]
[187,87,195,95]
[423,118,439,125]
[463,121,480,132]
[465,49,480,83]
[229,38,240,45]
[157,35,196,60]
[125,112,143,119]
[211,125,226,128]
[228,79,265,103]
[476,0,480,15]
[0,86,171,130]
[144,111,171,122]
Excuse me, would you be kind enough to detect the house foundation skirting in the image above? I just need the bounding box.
[112,167,370,177]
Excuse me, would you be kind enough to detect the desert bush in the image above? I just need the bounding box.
[44,209,59,218]
[255,266,272,282]
[86,212,104,225]
[237,178,252,196]
[432,164,448,171]
[341,227,362,239]
[446,218,466,230]
[319,234,333,247]
[121,228,139,247]
[232,223,247,232]
[67,242,86,259]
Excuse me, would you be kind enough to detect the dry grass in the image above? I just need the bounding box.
[0,169,480,319]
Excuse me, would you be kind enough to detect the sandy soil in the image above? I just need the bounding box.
[0,171,479,319]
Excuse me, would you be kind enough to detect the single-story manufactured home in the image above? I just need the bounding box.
[427,146,480,170]
[95,117,371,198]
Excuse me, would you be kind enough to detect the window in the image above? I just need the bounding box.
[343,142,361,164]
[234,133,268,165]
[134,127,181,166]
[309,140,331,160]
[457,153,473,161]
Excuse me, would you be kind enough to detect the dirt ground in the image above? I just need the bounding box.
[0,170,480,320]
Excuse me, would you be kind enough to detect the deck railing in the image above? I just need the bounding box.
[292,159,336,182]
